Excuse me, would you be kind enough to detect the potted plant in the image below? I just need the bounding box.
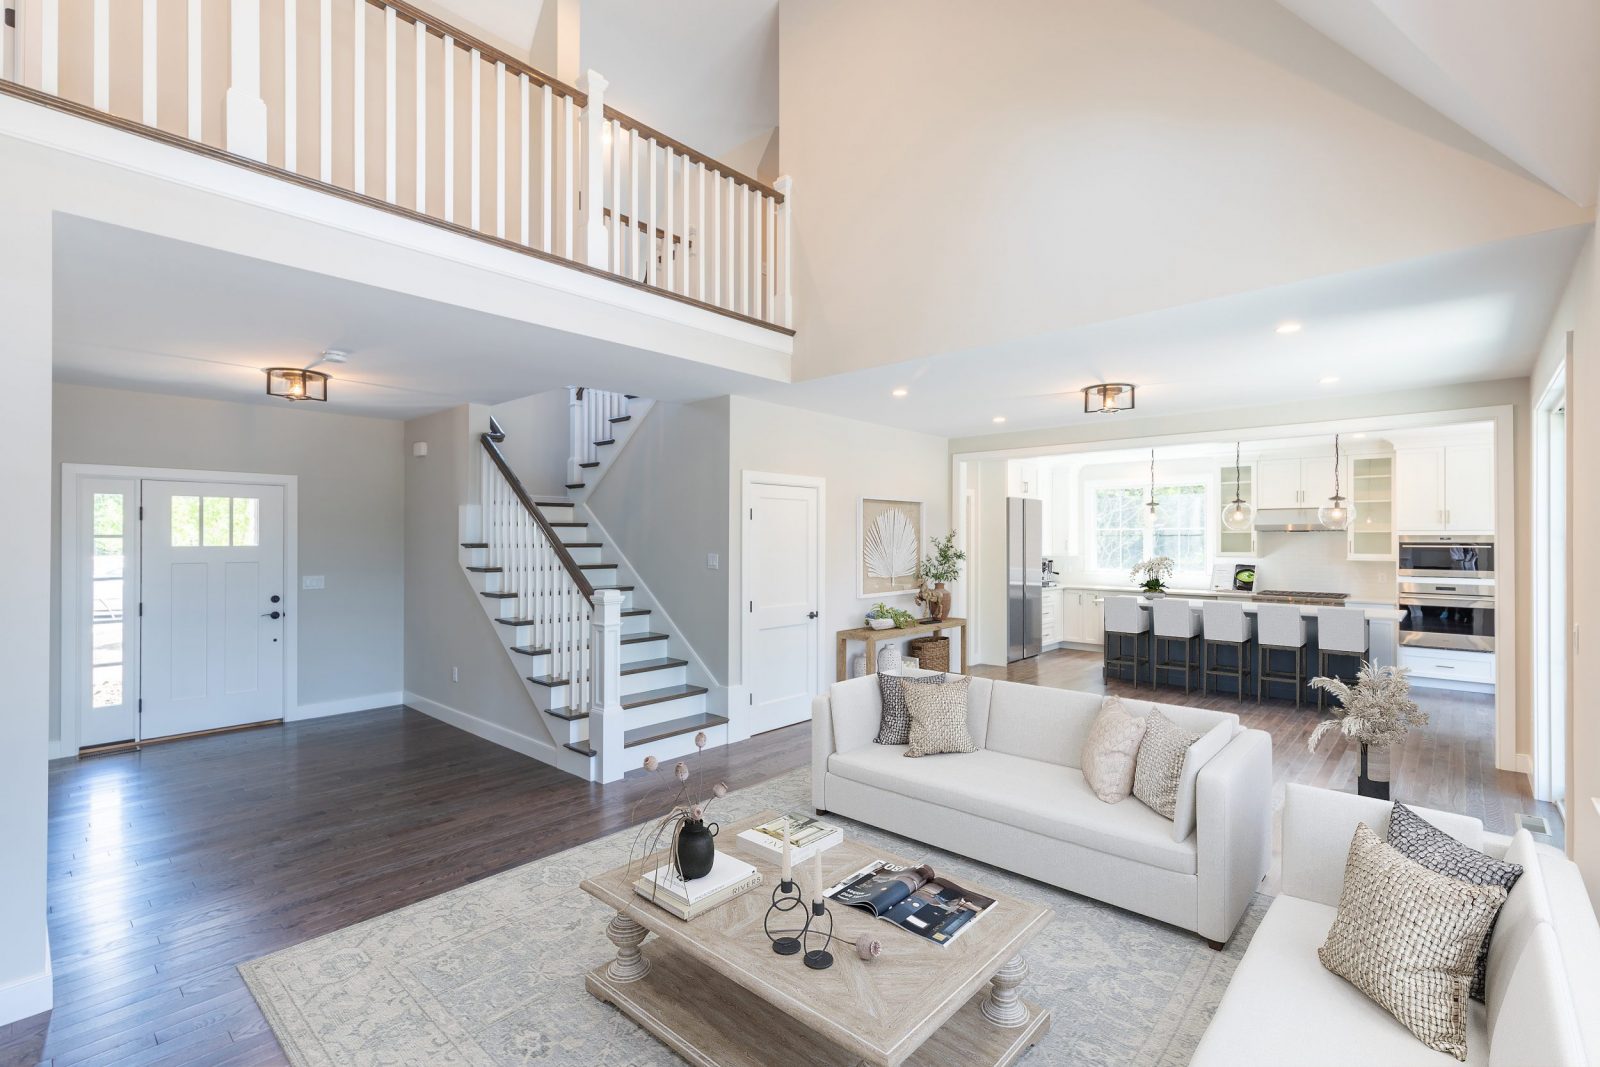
[629,733,729,883]
[1130,556,1176,597]
[1308,662,1428,799]
[916,531,966,622]
[866,602,916,629]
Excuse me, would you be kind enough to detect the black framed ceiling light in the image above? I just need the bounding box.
[265,367,330,402]
[1083,382,1135,414]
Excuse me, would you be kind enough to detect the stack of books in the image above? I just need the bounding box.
[633,852,763,921]
[735,813,844,868]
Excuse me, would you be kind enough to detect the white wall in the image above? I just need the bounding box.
[51,383,407,738]
[490,388,570,497]
[0,191,53,1025]
[726,397,951,686]
[588,398,732,682]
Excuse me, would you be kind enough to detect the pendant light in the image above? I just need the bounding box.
[1143,449,1160,527]
[1222,441,1253,531]
[1317,433,1354,530]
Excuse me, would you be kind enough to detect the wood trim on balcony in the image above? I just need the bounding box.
[601,107,784,202]
[0,80,795,336]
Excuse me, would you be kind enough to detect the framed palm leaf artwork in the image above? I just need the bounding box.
[858,498,923,598]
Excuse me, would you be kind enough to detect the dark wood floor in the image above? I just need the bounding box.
[9,655,1554,1065]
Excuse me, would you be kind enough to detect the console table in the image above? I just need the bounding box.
[835,617,967,680]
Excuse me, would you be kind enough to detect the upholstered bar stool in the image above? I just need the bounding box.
[1151,598,1201,692]
[1202,601,1255,702]
[1316,607,1370,711]
[1102,595,1151,688]
[1255,603,1309,707]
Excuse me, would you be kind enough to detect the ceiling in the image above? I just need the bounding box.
[745,225,1587,438]
[1276,0,1600,205]
[51,217,781,420]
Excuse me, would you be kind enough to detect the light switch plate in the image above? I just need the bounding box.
[706,553,720,570]
[302,575,326,590]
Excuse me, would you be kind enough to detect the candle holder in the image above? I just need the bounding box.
[802,898,835,971]
[764,879,806,956]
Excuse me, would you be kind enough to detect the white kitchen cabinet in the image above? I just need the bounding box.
[1346,454,1395,560]
[1040,588,1063,647]
[1255,455,1333,509]
[1218,462,1255,556]
[1059,589,1105,646]
[1394,444,1493,533]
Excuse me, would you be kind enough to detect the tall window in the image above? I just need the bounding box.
[1090,482,1210,575]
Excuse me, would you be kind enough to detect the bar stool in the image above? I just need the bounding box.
[1202,601,1255,702]
[1256,604,1309,707]
[1151,598,1201,692]
[1316,607,1370,711]
[1102,596,1151,688]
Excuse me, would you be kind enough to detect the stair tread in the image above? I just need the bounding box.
[621,657,688,676]
[578,562,617,570]
[564,740,596,757]
[564,542,602,548]
[480,591,518,599]
[608,415,632,424]
[624,712,729,749]
[622,608,651,617]
[544,705,587,722]
[565,483,585,489]
[621,631,670,645]
[549,521,587,528]
[526,674,571,687]
[460,541,489,548]
[536,500,575,507]
[623,683,709,710]
[593,585,635,592]
[509,645,549,657]
[579,462,600,469]
[495,617,538,627]
[594,439,616,446]
[465,566,501,573]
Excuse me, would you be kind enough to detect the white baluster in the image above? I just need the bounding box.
[384,4,397,203]
[775,175,792,327]
[283,0,296,169]
[225,0,269,157]
[414,16,426,212]
[495,61,506,237]
[352,0,365,191]
[91,0,109,111]
[646,139,659,287]
[696,162,707,300]
[609,120,623,272]
[562,94,575,259]
[186,0,200,138]
[765,193,777,322]
[590,589,625,782]
[318,0,331,181]
[566,386,580,486]
[711,169,721,306]
[664,147,675,292]
[539,83,552,251]
[580,70,609,267]
[443,35,454,221]
[142,0,158,125]
[680,154,691,295]
[469,48,481,231]
[519,74,531,246]
[628,128,640,279]
[41,0,60,94]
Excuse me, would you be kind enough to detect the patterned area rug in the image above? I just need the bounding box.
[241,767,1265,1065]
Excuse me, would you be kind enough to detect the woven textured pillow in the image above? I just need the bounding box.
[1132,710,1199,819]
[874,671,946,745]
[1081,697,1148,803]
[1319,823,1507,1060]
[903,675,975,758]
[1387,801,1522,1001]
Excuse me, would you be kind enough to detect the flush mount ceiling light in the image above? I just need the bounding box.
[1083,382,1135,414]
[1319,375,1341,385]
[992,415,1007,424]
[1222,441,1253,532]
[1275,321,1303,335]
[265,367,329,402]
[891,387,909,398]
[1318,433,1353,531]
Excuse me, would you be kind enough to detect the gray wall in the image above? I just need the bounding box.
[51,383,407,741]
[588,398,733,682]
[490,388,570,496]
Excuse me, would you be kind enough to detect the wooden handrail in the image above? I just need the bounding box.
[479,431,595,602]
[601,107,784,203]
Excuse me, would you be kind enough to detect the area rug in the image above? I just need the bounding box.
[241,767,1266,1066]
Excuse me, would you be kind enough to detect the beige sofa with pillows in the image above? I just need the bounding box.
[810,671,1273,945]
[1192,784,1600,1067]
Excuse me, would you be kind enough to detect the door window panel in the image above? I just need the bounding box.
[173,495,262,547]
[202,496,232,547]
[231,497,260,547]
[171,496,202,546]
[89,493,127,710]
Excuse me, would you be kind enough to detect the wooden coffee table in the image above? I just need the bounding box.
[580,811,1052,1066]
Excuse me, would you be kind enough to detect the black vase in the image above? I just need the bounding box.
[1357,744,1391,800]
[674,818,719,880]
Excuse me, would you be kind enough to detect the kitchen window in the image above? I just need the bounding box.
[1088,481,1211,579]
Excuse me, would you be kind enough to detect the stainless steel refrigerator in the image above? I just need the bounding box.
[1007,497,1042,662]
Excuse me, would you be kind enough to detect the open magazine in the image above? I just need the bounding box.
[824,861,995,947]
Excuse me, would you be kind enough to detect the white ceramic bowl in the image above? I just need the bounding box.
[867,617,894,630]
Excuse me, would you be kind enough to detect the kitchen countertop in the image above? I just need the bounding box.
[1045,583,1254,599]
[1126,595,1404,622]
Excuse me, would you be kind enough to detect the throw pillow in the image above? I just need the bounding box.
[1132,710,1200,819]
[903,676,976,758]
[1080,697,1148,803]
[1386,801,1523,1002]
[874,671,946,745]
[1319,823,1507,1060]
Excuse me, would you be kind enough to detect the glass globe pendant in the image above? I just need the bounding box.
[1317,433,1355,531]
[1221,441,1253,532]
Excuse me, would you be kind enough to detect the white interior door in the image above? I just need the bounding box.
[743,475,822,735]
[141,482,286,739]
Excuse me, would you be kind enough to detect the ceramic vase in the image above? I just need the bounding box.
[925,582,952,621]
[1356,744,1391,800]
[674,818,719,880]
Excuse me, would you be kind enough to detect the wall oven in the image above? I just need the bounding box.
[1398,580,1496,652]
[1398,535,1495,579]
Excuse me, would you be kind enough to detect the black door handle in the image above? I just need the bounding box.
[807,611,819,619]
[261,610,282,620]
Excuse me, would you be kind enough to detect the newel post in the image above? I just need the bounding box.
[225,0,268,158]
[590,588,625,783]
[774,174,793,328]
[581,69,610,269]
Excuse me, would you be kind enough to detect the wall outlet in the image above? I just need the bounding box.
[451,666,459,683]
[706,553,720,570]
[302,575,325,590]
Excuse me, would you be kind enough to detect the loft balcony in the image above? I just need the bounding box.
[0,0,793,337]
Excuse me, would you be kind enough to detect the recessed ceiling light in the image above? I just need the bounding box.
[1276,321,1303,335]
[1352,432,1367,439]
[891,387,908,398]
[1319,376,1341,385]
[992,416,1007,424]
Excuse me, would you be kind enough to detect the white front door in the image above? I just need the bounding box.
[141,482,286,739]
[743,475,822,735]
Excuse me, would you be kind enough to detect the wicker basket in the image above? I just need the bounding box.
[907,635,950,672]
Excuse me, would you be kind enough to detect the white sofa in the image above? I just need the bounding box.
[1192,784,1600,1067]
[811,673,1273,945]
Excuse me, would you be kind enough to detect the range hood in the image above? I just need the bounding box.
[1254,508,1337,533]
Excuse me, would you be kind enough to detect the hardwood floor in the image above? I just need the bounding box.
[11,657,1553,1065]
[8,708,808,1067]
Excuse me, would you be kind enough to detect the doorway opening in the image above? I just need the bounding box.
[1533,360,1567,809]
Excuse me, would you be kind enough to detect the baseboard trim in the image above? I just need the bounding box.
[290,692,405,721]
[0,961,53,1028]
[404,691,560,764]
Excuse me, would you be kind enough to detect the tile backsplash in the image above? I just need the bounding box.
[1248,532,1396,603]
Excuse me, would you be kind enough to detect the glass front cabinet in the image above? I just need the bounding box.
[1217,463,1255,556]
[1346,453,1396,560]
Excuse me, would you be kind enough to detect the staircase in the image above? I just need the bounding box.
[459,393,726,782]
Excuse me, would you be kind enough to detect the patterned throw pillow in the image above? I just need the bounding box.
[1132,710,1199,819]
[1080,697,1149,803]
[874,672,946,745]
[1319,823,1506,1060]
[902,676,975,758]
[1387,802,1522,1001]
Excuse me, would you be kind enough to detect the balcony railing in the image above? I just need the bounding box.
[0,0,792,331]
